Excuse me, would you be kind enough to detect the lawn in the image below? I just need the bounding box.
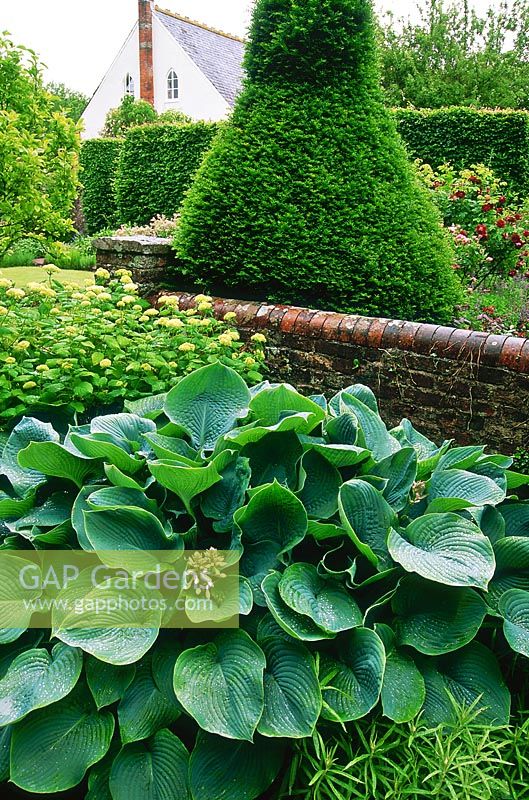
[0,266,93,287]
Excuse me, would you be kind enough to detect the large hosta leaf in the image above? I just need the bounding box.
[118,646,180,743]
[201,456,251,532]
[376,623,425,723]
[52,570,161,665]
[261,572,334,641]
[234,481,307,556]
[10,684,114,793]
[367,447,417,511]
[388,513,495,589]
[499,589,529,657]
[241,430,302,489]
[164,363,251,450]
[17,440,100,487]
[298,450,341,519]
[0,554,42,642]
[339,479,396,569]
[337,393,400,460]
[249,384,325,431]
[2,417,58,496]
[84,506,178,552]
[0,643,82,726]
[189,732,285,800]
[419,642,510,726]
[320,628,385,721]
[427,469,506,512]
[86,657,135,709]
[499,503,529,537]
[488,537,529,608]
[278,563,362,633]
[173,629,265,741]
[69,432,144,475]
[257,636,321,738]
[392,576,487,655]
[148,452,232,513]
[110,729,190,800]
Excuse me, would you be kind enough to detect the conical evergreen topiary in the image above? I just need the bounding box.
[174,0,462,322]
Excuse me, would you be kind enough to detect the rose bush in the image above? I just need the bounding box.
[0,268,265,427]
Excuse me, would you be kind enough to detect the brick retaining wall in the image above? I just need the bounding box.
[165,292,529,454]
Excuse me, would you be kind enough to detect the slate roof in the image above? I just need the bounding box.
[154,6,245,106]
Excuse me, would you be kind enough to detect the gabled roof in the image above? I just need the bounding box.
[154,6,245,106]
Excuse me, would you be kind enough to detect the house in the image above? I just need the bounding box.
[81,0,245,139]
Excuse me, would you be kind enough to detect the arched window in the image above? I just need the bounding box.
[167,69,179,100]
[124,73,135,97]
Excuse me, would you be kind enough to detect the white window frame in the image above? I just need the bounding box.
[167,69,179,100]
[124,73,135,97]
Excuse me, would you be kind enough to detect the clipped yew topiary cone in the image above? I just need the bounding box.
[174,0,462,323]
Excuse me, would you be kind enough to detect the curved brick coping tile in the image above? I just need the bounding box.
[152,292,529,374]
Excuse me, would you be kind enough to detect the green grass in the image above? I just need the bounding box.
[0,267,93,288]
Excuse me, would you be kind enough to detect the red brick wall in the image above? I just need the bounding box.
[138,0,154,106]
[168,292,529,454]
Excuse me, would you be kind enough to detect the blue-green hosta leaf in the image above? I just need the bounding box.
[391,419,451,479]
[506,471,529,490]
[329,384,379,416]
[0,643,82,726]
[174,629,265,741]
[249,384,325,431]
[261,572,335,641]
[90,413,156,444]
[324,412,359,445]
[221,414,315,451]
[278,563,362,634]
[17,440,99,488]
[118,646,181,744]
[297,450,341,519]
[0,554,42,642]
[375,623,425,723]
[467,505,505,544]
[110,729,190,800]
[392,575,487,655]
[499,503,529,537]
[86,486,158,515]
[84,506,178,552]
[241,429,302,489]
[86,657,135,709]
[2,417,58,496]
[366,447,418,512]
[388,513,495,590]
[488,537,529,608]
[104,464,154,491]
[7,491,72,532]
[427,469,506,513]
[85,744,119,800]
[499,588,529,657]
[0,727,10,782]
[72,484,106,550]
[320,628,385,722]
[69,432,144,475]
[10,684,114,793]
[339,479,396,569]
[257,637,321,738]
[52,570,161,665]
[308,521,349,542]
[148,451,233,513]
[300,440,372,468]
[124,392,168,420]
[241,540,282,607]
[419,642,510,726]
[201,456,251,532]
[234,481,307,556]
[336,393,400,460]
[436,446,486,472]
[0,489,36,522]
[143,432,198,462]
[164,363,251,450]
[189,732,285,800]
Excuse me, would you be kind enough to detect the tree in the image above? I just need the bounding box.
[0,34,80,255]
[47,82,88,122]
[381,0,529,109]
[101,95,157,137]
[174,0,461,323]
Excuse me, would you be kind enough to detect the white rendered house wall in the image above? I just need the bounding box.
[81,26,141,140]
[151,15,230,121]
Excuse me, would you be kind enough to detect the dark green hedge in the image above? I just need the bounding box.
[395,108,529,195]
[174,0,462,324]
[115,122,220,226]
[79,138,123,234]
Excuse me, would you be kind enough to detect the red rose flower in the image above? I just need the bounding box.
[453,190,466,199]
[509,269,518,277]
[481,203,493,212]
[497,219,506,228]
[499,196,507,204]
[475,224,488,238]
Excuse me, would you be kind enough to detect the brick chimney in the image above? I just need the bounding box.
[138,0,155,105]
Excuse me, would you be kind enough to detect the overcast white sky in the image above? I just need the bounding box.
[1,0,495,96]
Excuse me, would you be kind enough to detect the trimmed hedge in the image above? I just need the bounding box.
[79,138,122,234]
[174,0,461,324]
[395,108,529,195]
[115,122,220,226]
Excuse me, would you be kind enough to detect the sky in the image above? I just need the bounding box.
[1,0,495,97]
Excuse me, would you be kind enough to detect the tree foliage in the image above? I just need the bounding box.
[0,34,80,254]
[174,0,461,323]
[47,82,88,122]
[381,0,529,109]
[101,95,157,138]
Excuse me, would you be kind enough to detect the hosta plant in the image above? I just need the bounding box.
[0,362,528,799]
